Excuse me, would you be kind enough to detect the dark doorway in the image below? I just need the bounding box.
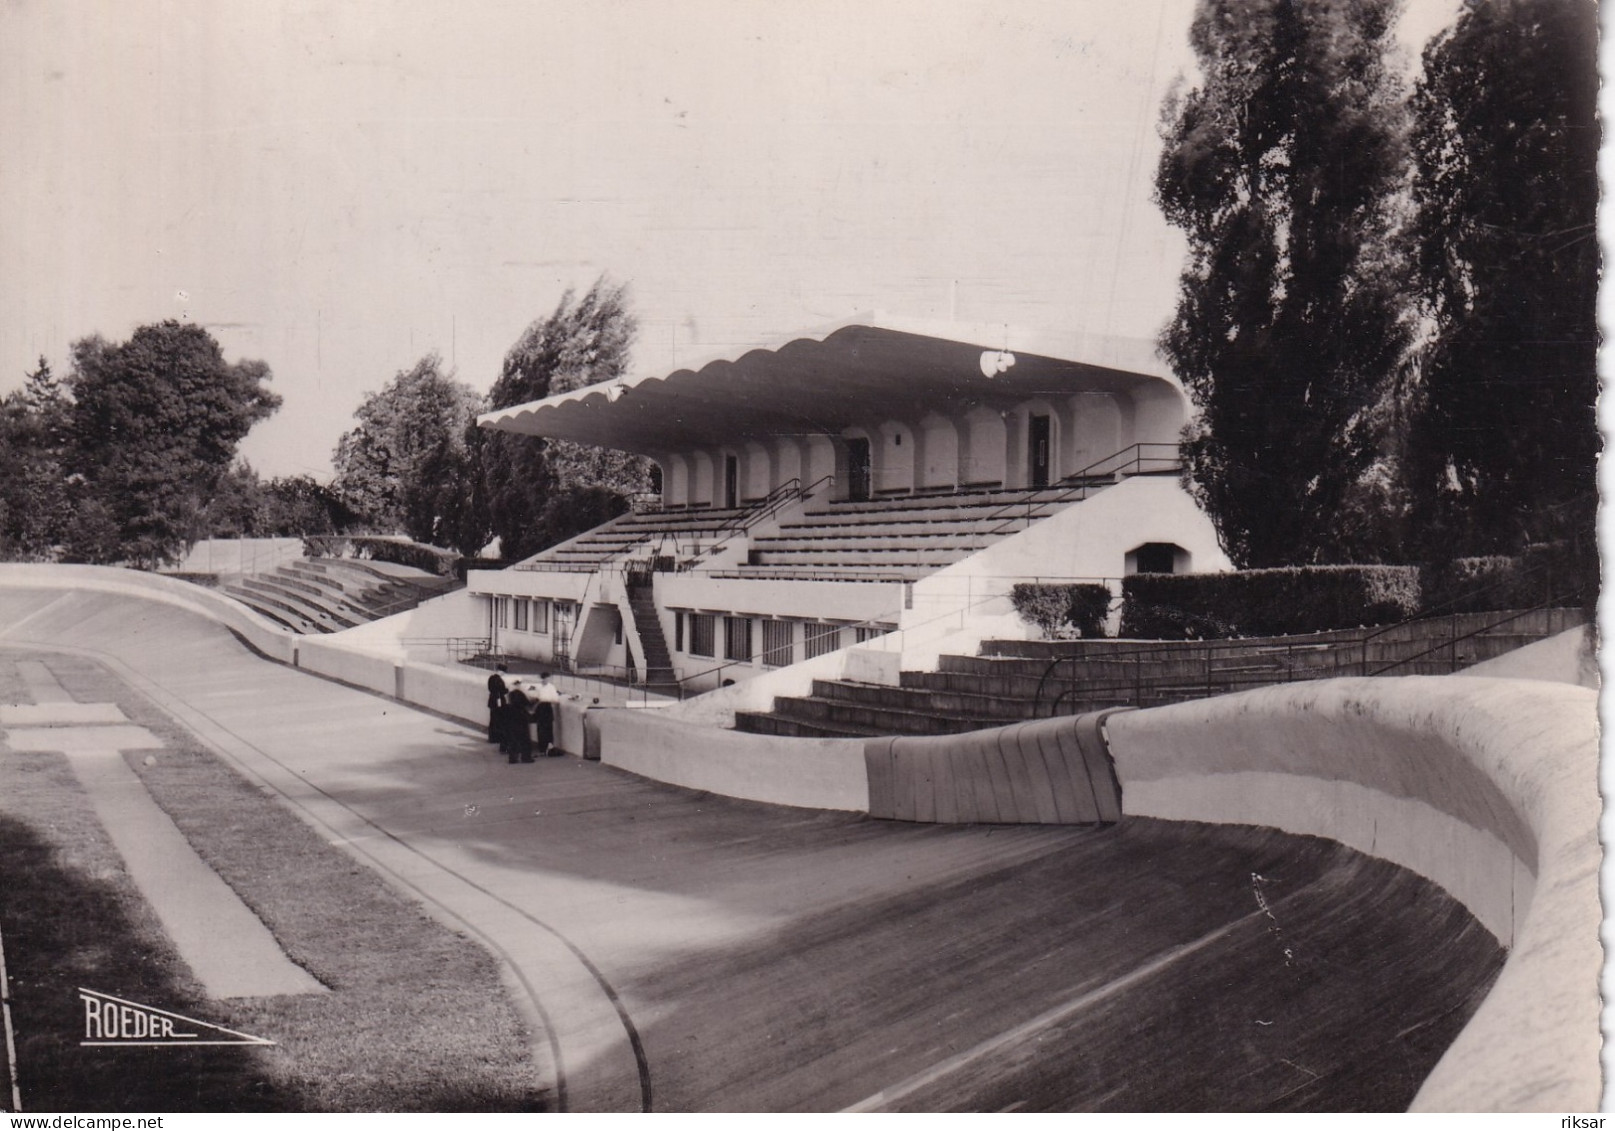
[1131,542,1181,574]
[847,437,872,501]
[1029,414,1051,488]
[725,455,739,509]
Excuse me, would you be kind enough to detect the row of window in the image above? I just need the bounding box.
[493,597,552,634]
[674,612,890,666]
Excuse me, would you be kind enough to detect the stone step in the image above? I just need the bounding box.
[766,693,1000,737]
[242,577,364,628]
[224,587,329,634]
[810,679,1041,721]
[732,710,885,739]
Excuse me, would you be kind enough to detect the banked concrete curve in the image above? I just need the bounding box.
[1102,677,1601,1112]
[0,566,1598,1110]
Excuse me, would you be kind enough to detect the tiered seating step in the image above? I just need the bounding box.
[513,505,758,572]
[734,608,1587,736]
[224,557,455,635]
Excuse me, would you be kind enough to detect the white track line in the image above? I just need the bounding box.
[843,907,1269,1112]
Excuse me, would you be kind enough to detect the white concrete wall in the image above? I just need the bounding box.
[331,587,483,661]
[598,707,868,812]
[897,475,1231,647]
[163,537,306,578]
[1104,676,1600,1112]
[876,420,914,493]
[1067,392,1121,472]
[296,636,402,695]
[917,413,959,489]
[467,568,592,601]
[960,407,1007,485]
[656,573,905,624]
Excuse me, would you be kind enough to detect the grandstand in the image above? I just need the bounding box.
[471,316,1229,694]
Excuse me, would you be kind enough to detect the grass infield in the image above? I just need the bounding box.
[0,649,547,1113]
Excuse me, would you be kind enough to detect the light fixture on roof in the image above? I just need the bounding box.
[979,350,1016,378]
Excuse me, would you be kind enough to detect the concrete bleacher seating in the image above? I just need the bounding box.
[514,505,757,571]
[734,607,1588,737]
[224,557,454,635]
[738,485,1079,581]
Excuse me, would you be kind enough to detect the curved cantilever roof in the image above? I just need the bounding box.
[477,313,1186,456]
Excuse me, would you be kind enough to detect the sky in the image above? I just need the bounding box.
[3,0,1463,480]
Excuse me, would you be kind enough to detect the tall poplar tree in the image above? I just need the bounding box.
[1403,0,1598,564]
[1155,0,1411,567]
[478,277,649,562]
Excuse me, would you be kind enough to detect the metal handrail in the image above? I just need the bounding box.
[1025,599,1587,717]
[1365,600,1583,677]
[981,442,1182,537]
[664,473,837,570]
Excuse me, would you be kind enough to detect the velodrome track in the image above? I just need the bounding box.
[0,579,1591,1111]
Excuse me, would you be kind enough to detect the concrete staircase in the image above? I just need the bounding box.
[626,581,680,695]
[733,607,1588,738]
[223,557,455,635]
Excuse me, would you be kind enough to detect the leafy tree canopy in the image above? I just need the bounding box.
[332,352,483,548]
[61,321,280,567]
[0,358,73,560]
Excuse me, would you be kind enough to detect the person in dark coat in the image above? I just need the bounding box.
[486,664,508,744]
[534,672,560,757]
[505,680,534,763]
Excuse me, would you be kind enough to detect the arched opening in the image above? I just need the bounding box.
[1126,542,1190,575]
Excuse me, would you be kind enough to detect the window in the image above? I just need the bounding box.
[761,619,793,667]
[854,624,891,644]
[495,597,509,629]
[689,613,716,658]
[674,611,684,652]
[513,598,529,631]
[724,616,753,662]
[532,599,550,635]
[804,622,842,659]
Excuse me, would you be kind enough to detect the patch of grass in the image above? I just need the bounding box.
[0,650,548,1112]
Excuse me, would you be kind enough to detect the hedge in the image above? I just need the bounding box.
[1009,583,1115,639]
[1420,545,1594,615]
[1120,566,1421,640]
[304,535,459,577]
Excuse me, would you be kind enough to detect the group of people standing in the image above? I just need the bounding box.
[486,664,563,763]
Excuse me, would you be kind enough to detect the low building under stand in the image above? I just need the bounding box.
[468,315,1231,704]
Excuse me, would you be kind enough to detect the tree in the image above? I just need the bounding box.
[258,474,361,537]
[480,278,649,562]
[62,322,281,567]
[332,353,483,547]
[0,358,73,559]
[1154,0,1411,568]
[1402,0,1598,565]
